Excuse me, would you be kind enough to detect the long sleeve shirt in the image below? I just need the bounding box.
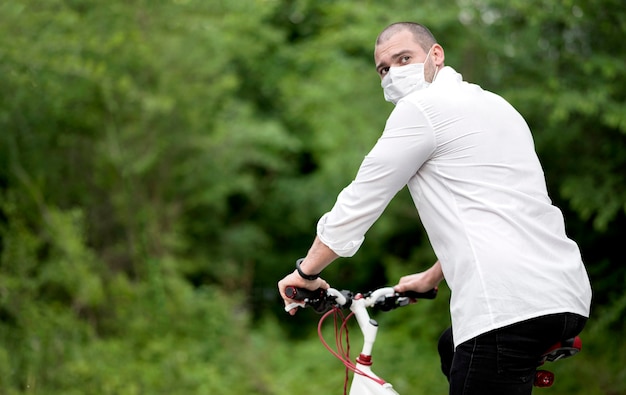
[317,66,592,346]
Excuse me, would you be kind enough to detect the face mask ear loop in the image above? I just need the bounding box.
[426,46,439,83]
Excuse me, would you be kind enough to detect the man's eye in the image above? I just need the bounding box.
[380,67,390,76]
[400,56,411,64]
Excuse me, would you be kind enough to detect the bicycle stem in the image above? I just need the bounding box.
[351,297,379,357]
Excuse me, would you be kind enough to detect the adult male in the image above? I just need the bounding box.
[277,22,592,394]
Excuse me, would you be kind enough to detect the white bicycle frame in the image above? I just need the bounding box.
[287,287,403,395]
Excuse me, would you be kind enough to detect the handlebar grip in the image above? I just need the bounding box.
[285,286,326,301]
[400,288,438,300]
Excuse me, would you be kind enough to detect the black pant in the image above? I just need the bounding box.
[438,313,587,395]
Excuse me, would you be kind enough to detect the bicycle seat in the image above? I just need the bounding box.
[539,336,582,363]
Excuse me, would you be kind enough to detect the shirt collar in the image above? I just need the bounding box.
[431,66,463,86]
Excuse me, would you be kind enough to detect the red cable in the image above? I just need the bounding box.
[317,307,387,391]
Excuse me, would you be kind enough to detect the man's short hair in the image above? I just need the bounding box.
[376,22,437,52]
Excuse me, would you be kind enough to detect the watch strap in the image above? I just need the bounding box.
[295,258,320,281]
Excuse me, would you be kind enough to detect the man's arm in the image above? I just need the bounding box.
[299,236,338,276]
[278,101,437,314]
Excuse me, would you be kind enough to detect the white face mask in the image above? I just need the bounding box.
[381,48,435,105]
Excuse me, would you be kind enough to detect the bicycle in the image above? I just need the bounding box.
[285,285,582,394]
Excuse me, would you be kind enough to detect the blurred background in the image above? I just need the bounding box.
[1,0,624,394]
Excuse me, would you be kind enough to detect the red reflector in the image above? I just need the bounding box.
[534,370,554,387]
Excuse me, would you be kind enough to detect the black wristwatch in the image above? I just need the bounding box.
[295,258,320,281]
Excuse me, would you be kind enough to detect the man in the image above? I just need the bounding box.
[277,22,591,395]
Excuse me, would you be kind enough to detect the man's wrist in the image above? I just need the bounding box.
[295,258,320,281]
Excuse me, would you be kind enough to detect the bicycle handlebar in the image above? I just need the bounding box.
[285,286,437,313]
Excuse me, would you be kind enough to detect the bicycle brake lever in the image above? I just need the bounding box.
[395,296,412,307]
[285,302,306,313]
[374,288,436,311]
[374,295,404,312]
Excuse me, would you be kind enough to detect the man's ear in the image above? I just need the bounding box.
[432,44,445,67]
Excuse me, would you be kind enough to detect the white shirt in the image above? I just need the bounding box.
[317,66,592,346]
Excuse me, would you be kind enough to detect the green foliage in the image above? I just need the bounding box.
[0,0,624,393]
[0,192,259,393]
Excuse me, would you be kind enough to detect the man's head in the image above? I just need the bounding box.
[374,22,444,82]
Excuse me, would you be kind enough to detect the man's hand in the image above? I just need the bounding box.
[394,272,436,293]
[277,270,329,315]
[393,260,444,294]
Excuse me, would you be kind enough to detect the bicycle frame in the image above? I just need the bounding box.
[350,365,398,395]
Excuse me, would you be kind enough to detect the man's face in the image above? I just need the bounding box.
[374,29,437,82]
